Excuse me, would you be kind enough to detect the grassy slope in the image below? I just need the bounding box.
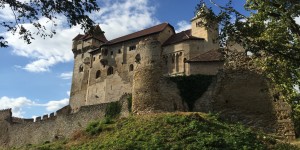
[19,113,298,150]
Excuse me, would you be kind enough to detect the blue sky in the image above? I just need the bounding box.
[0,0,277,118]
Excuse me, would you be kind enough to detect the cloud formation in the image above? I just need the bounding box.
[176,21,191,33]
[0,96,69,117]
[0,97,34,117]
[60,72,73,80]
[3,0,158,73]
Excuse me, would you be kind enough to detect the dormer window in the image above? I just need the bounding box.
[129,45,136,51]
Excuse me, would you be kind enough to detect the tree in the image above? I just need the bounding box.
[197,0,300,99]
[197,0,300,135]
[0,0,99,47]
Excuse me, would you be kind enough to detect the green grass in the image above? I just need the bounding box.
[18,113,299,150]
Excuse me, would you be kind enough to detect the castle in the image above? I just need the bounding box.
[0,7,296,148]
[69,9,223,111]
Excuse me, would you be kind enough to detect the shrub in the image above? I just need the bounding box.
[169,74,214,111]
[105,101,121,118]
[85,117,113,136]
[127,95,132,112]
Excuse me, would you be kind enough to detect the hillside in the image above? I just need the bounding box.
[16,113,298,150]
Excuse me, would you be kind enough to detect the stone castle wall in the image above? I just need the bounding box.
[0,97,130,149]
[132,38,187,113]
[193,52,296,140]
[70,26,175,111]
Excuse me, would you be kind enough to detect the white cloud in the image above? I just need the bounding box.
[43,98,69,112]
[92,0,159,40]
[59,72,73,80]
[0,4,14,21]
[176,20,191,33]
[4,16,81,72]
[3,0,158,73]
[67,91,70,96]
[0,96,35,117]
[0,96,69,117]
[295,17,300,25]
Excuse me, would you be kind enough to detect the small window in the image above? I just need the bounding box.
[111,51,113,56]
[96,70,101,79]
[129,45,136,51]
[118,49,121,54]
[135,54,141,63]
[93,57,96,61]
[81,53,84,59]
[79,65,84,72]
[107,67,114,76]
[129,64,134,71]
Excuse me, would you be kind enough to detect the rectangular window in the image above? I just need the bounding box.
[118,49,121,54]
[111,51,113,55]
[93,57,95,61]
[129,45,136,51]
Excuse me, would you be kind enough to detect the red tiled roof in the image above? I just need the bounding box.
[104,23,173,45]
[72,34,84,41]
[162,30,204,46]
[187,49,225,62]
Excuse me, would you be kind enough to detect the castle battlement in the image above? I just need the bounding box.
[0,7,295,148]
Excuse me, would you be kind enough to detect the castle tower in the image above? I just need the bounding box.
[191,4,219,50]
[69,25,107,111]
[132,38,165,113]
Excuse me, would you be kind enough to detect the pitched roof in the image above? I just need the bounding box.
[187,49,225,62]
[104,23,173,45]
[81,25,108,43]
[163,30,204,46]
[72,34,84,41]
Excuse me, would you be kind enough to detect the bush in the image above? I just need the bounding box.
[105,101,121,118]
[169,74,214,111]
[85,117,113,136]
[127,95,132,112]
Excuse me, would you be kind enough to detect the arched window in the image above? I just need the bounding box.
[79,65,84,72]
[96,70,101,79]
[107,67,114,76]
[129,64,134,71]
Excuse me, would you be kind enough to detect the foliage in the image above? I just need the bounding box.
[105,101,121,118]
[169,74,214,111]
[292,95,300,137]
[127,94,132,113]
[85,117,113,136]
[196,0,300,100]
[0,0,99,47]
[21,113,298,150]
